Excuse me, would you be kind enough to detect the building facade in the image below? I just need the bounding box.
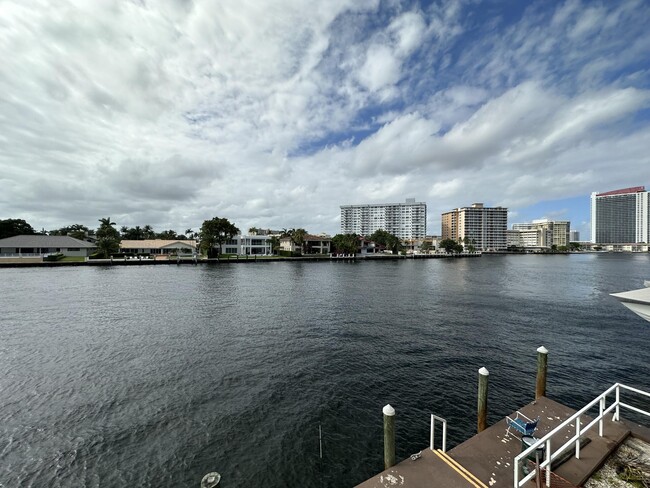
[441,203,508,251]
[340,198,427,239]
[222,235,274,255]
[570,230,580,242]
[591,187,649,244]
[510,219,571,249]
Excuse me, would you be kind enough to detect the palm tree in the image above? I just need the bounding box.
[142,225,155,239]
[292,228,307,254]
[96,217,120,258]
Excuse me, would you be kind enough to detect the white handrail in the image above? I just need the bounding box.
[430,414,447,453]
[513,383,650,487]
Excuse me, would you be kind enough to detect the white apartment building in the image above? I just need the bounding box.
[510,219,571,248]
[340,198,427,239]
[591,186,649,244]
[441,203,508,251]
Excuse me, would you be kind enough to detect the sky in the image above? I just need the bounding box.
[1,0,649,240]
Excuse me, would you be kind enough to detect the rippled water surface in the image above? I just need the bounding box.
[1,254,650,487]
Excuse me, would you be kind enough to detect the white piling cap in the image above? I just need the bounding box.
[537,346,548,354]
[383,404,396,416]
[478,367,489,376]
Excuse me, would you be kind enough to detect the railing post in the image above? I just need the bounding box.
[478,367,489,433]
[430,415,435,451]
[536,346,548,400]
[575,416,581,459]
[514,457,520,487]
[615,385,620,421]
[442,419,447,453]
[545,439,551,487]
[383,404,396,469]
[599,397,605,436]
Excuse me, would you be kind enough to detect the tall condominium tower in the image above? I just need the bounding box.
[590,187,649,244]
[340,198,427,239]
[441,203,508,251]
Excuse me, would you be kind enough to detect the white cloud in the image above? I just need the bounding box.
[0,0,648,237]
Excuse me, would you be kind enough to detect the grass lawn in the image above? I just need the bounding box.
[59,256,86,262]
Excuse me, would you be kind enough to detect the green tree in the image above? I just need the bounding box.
[248,227,258,235]
[120,225,146,240]
[269,235,280,254]
[0,218,36,239]
[282,228,308,254]
[199,217,240,258]
[369,229,401,254]
[49,224,90,240]
[332,233,359,254]
[420,241,433,252]
[440,238,463,254]
[292,228,307,254]
[142,225,156,239]
[96,217,121,258]
[569,242,581,251]
[157,229,178,240]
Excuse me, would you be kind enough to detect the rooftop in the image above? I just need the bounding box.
[0,235,95,248]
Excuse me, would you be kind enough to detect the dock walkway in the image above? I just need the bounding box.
[356,397,630,488]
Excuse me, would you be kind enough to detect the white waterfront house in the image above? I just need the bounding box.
[221,235,274,255]
[0,235,96,258]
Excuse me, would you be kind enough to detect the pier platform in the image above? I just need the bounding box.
[356,397,630,488]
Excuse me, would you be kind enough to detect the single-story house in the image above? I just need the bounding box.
[120,240,198,255]
[0,235,96,257]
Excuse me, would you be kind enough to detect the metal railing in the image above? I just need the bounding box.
[514,383,650,487]
[430,414,447,453]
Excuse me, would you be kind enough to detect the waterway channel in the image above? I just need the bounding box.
[1,253,649,487]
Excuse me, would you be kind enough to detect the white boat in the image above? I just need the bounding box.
[611,287,650,323]
[645,280,650,288]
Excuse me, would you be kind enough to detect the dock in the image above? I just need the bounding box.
[356,396,631,488]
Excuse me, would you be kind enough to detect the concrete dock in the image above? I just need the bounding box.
[356,396,630,488]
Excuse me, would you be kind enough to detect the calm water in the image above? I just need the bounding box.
[1,254,650,487]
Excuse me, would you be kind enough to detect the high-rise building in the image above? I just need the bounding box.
[340,198,427,239]
[510,219,571,248]
[441,203,508,251]
[570,230,580,242]
[591,187,649,244]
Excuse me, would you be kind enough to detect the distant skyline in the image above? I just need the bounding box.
[1,1,649,241]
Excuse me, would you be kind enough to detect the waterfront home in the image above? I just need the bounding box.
[280,234,332,254]
[304,234,331,254]
[0,235,96,258]
[221,235,273,255]
[120,239,197,255]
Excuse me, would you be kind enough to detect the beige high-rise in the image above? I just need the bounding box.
[441,203,508,251]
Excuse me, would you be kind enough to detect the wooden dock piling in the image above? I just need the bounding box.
[477,367,489,433]
[383,404,396,469]
[536,346,548,399]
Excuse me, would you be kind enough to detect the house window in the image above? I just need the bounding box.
[67,248,80,251]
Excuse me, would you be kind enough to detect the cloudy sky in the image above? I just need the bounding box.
[1,0,649,238]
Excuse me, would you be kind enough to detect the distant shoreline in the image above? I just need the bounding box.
[0,253,488,268]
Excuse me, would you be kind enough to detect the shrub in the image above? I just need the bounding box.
[44,253,64,261]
